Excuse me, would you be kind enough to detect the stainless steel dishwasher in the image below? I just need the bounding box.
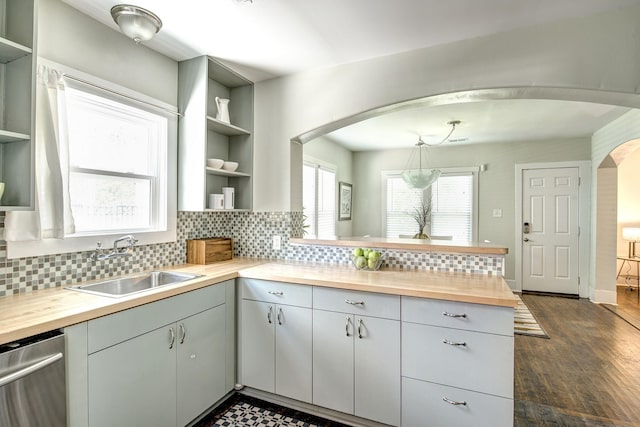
[0,330,66,426]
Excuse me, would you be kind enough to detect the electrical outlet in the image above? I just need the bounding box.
[492,209,503,218]
[272,235,281,250]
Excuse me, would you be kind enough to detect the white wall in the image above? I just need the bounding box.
[254,4,640,213]
[303,136,353,237]
[592,110,640,303]
[38,0,177,105]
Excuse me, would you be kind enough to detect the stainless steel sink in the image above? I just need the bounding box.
[66,271,202,298]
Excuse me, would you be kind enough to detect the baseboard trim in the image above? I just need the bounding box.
[592,289,617,305]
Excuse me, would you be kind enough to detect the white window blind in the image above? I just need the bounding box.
[303,161,336,238]
[385,171,475,241]
[386,176,424,238]
[431,174,473,241]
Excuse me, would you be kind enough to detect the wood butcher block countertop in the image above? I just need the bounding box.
[238,262,516,308]
[0,258,516,345]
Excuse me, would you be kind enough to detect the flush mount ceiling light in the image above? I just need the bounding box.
[110,4,162,44]
[401,120,461,190]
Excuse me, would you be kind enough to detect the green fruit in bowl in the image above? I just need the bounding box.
[363,249,371,258]
[368,258,378,270]
[355,256,367,269]
[368,250,381,260]
[353,247,364,257]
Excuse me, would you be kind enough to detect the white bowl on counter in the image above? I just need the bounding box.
[207,158,224,169]
[222,161,239,172]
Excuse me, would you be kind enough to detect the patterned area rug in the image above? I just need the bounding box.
[514,294,549,338]
[196,394,348,427]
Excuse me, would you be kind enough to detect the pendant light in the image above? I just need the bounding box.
[401,120,460,190]
[110,4,162,44]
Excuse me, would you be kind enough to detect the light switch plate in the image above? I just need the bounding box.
[492,209,503,218]
[272,235,281,250]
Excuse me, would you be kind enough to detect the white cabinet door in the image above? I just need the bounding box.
[240,299,275,392]
[88,326,177,427]
[177,305,227,426]
[354,316,401,426]
[312,310,354,414]
[275,305,312,402]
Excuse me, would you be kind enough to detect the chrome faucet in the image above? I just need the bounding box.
[90,235,138,262]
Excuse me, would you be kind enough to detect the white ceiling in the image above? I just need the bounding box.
[325,99,630,151]
[61,0,638,149]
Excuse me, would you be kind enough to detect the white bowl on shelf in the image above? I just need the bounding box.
[207,158,224,169]
[222,161,239,172]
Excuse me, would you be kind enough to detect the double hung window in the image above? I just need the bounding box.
[384,169,477,241]
[65,85,168,235]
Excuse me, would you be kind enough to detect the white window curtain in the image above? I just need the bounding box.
[4,65,75,241]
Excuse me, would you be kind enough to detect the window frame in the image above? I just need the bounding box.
[303,156,337,239]
[381,166,479,241]
[7,59,177,259]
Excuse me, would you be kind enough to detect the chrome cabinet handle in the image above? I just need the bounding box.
[277,307,283,325]
[345,316,352,336]
[345,299,364,306]
[179,322,186,344]
[0,353,63,387]
[169,327,175,349]
[443,311,467,318]
[443,338,466,347]
[524,238,530,242]
[267,306,273,324]
[442,396,467,406]
[268,290,283,296]
[357,318,364,339]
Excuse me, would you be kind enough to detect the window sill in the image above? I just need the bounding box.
[6,227,176,260]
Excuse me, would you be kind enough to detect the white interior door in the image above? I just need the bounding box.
[522,167,579,295]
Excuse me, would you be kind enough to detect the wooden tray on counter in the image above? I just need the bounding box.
[187,238,233,264]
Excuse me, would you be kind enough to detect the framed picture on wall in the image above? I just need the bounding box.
[339,182,352,221]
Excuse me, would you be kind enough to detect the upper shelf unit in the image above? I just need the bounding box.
[178,56,254,212]
[0,0,36,210]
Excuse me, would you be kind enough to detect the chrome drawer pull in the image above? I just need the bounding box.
[443,339,466,347]
[267,306,273,324]
[345,299,364,306]
[277,307,283,325]
[443,311,467,318]
[442,396,467,406]
[268,291,283,296]
[345,316,352,337]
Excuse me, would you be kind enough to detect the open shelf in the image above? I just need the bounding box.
[0,129,30,143]
[206,167,250,178]
[206,116,251,136]
[0,37,31,64]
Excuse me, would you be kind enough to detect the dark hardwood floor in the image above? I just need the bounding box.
[514,292,640,426]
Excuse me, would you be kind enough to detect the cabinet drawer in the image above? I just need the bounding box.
[88,281,228,353]
[313,287,400,320]
[402,296,513,336]
[239,278,312,308]
[402,322,513,398]
[402,377,513,427]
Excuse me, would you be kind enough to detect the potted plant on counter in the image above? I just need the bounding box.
[411,200,431,239]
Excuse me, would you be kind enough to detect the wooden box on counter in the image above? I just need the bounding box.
[187,238,233,264]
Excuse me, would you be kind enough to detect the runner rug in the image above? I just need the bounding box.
[514,293,549,338]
